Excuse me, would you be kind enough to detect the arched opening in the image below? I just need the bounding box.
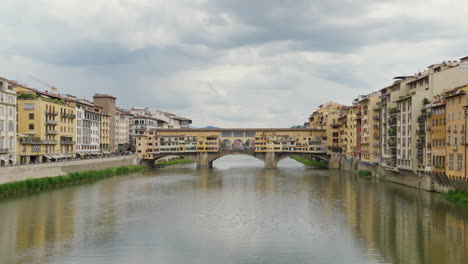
[0,160,5,167]
[220,139,232,151]
[277,157,305,168]
[211,154,263,169]
[232,139,244,150]
[244,139,255,150]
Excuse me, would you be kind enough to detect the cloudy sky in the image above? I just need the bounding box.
[0,0,467,127]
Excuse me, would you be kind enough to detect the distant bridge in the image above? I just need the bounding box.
[136,128,339,169]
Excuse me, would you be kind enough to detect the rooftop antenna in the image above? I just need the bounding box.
[29,75,59,93]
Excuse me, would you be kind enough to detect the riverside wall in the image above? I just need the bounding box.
[0,155,138,185]
[339,156,468,193]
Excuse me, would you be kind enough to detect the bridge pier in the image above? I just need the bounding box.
[196,152,213,169]
[264,152,278,169]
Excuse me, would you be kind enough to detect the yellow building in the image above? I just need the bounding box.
[338,108,350,154]
[345,106,358,158]
[358,93,381,163]
[429,97,446,175]
[100,113,110,154]
[443,85,468,179]
[16,86,76,164]
[307,101,344,129]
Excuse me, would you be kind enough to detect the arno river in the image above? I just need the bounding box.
[1,156,468,264]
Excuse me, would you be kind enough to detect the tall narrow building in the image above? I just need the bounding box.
[93,94,117,153]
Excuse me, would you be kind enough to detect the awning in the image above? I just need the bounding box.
[44,155,52,159]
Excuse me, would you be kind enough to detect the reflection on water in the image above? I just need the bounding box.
[0,155,467,264]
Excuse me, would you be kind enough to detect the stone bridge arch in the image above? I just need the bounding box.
[196,151,331,169]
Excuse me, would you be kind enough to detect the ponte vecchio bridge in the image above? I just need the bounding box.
[136,128,339,169]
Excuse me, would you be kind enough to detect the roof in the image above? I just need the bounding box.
[405,72,429,85]
[133,115,167,122]
[443,84,468,99]
[93,94,116,99]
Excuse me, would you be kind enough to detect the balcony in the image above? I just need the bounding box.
[389,142,397,148]
[46,120,58,125]
[417,130,425,135]
[46,130,58,135]
[417,142,425,148]
[61,113,76,119]
[389,120,397,126]
[389,108,400,115]
[373,116,380,120]
[61,140,75,145]
[374,124,380,128]
[45,110,58,116]
[0,148,8,154]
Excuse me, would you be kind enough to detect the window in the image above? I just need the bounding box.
[29,124,34,130]
[29,113,34,120]
[0,107,3,115]
[8,122,13,131]
[24,103,35,110]
[458,154,463,171]
[449,154,454,170]
[31,145,41,152]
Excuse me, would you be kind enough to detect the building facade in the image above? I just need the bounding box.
[93,94,117,153]
[115,109,132,153]
[0,78,16,166]
[76,100,103,157]
[16,86,76,164]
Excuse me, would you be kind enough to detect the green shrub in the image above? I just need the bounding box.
[445,191,468,204]
[358,170,373,177]
[291,156,327,168]
[0,165,146,198]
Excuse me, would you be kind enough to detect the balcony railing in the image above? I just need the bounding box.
[0,148,8,154]
[61,113,76,119]
[45,110,58,116]
[61,141,75,145]
[46,130,58,135]
[46,120,58,125]
[19,138,57,145]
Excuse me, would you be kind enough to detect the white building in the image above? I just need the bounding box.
[116,109,133,152]
[0,77,16,166]
[76,100,102,157]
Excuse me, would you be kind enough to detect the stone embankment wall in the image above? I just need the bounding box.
[0,155,137,185]
[339,156,468,193]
